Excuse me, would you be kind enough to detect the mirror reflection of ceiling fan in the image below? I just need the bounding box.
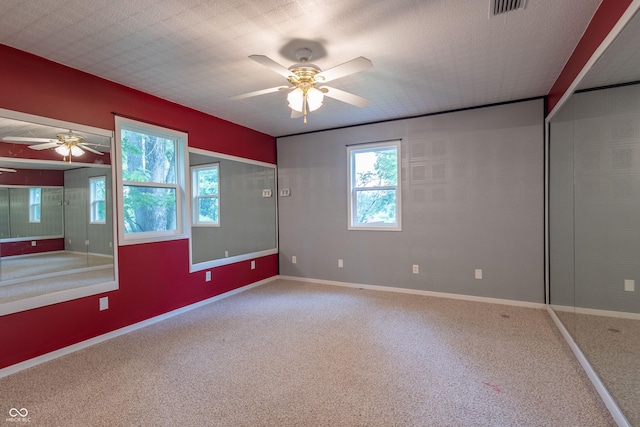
[2,130,106,162]
[230,48,373,124]
[0,168,17,174]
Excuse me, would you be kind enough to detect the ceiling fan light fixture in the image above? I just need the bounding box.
[306,87,324,112]
[70,145,84,157]
[55,144,84,159]
[55,145,70,156]
[287,88,304,112]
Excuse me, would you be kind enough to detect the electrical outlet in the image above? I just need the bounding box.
[280,188,291,197]
[205,271,211,282]
[338,259,343,268]
[99,297,109,311]
[31,241,36,247]
[412,264,419,274]
[224,250,229,257]
[475,269,483,280]
[251,260,255,270]
[292,255,297,264]
[262,189,272,197]
[625,279,635,292]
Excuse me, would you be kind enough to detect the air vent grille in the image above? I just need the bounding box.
[490,0,527,16]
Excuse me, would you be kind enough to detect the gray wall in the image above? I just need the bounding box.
[0,188,8,238]
[190,155,277,264]
[64,167,113,256]
[549,97,576,307]
[550,85,640,313]
[277,99,544,303]
[7,187,63,238]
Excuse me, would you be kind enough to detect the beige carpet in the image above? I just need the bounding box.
[0,251,112,282]
[0,251,114,304]
[556,310,640,426]
[0,267,114,304]
[1,279,615,426]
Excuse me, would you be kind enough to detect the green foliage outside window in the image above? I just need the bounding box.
[353,147,398,225]
[121,130,178,233]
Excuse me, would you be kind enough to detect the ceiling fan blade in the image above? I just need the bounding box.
[3,136,58,143]
[249,55,297,80]
[290,109,303,119]
[78,144,104,155]
[320,86,369,107]
[315,57,373,83]
[230,86,291,100]
[0,168,17,172]
[28,142,61,150]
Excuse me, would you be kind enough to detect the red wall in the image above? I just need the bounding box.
[1,238,65,257]
[0,45,278,370]
[547,0,634,114]
[0,167,64,186]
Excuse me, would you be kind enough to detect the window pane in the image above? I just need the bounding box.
[197,196,219,223]
[123,185,177,233]
[196,168,219,195]
[354,189,397,225]
[29,188,41,223]
[92,178,106,200]
[30,188,41,204]
[354,148,397,188]
[92,201,106,223]
[121,129,177,184]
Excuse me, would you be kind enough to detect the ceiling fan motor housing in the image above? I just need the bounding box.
[287,64,321,87]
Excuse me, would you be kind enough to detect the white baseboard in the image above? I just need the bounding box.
[0,276,278,379]
[278,275,545,309]
[550,304,640,321]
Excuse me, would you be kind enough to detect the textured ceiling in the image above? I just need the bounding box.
[578,8,640,90]
[0,0,602,137]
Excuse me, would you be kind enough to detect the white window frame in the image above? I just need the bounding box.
[29,187,41,223]
[347,140,402,231]
[115,116,188,245]
[191,163,220,227]
[89,176,107,224]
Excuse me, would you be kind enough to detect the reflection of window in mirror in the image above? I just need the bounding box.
[188,149,277,271]
[115,116,188,244]
[29,187,42,223]
[89,176,106,224]
[192,163,220,226]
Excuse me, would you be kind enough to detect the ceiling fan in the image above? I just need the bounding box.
[0,168,17,174]
[230,48,373,124]
[2,130,105,162]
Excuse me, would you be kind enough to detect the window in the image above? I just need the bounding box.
[192,164,220,226]
[348,140,401,231]
[29,187,41,223]
[115,117,187,243]
[89,176,107,224]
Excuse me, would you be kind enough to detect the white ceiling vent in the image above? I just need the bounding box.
[490,0,527,17]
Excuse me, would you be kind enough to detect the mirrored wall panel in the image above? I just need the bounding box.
[549,8,640,426]
[189,149,277,270]
[0,111,117,316]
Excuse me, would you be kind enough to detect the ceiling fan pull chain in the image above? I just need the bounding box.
[303,91,308,124]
